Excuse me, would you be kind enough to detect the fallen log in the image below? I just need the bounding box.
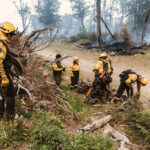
[104,124,132,150]
[81,115,112,132]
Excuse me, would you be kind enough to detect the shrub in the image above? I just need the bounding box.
[68,133,116,150]
[29,124,68,150]
[70,35,78,43]
[120,26,131,42]
[69,32,97,43]
[0,119,29,148]
[89,32,97,42]
[126,96,150,147]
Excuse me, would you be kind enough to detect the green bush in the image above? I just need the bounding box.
[69,32,97,43]
[0,119,29,148]
[32,112,65,128]
[70,35,78,43]
[126,96,150,147]
[29,124,68,150]
[68,133,116,150]
[89,32,97,42]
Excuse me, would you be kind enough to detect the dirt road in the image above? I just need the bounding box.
[38,43,150,108]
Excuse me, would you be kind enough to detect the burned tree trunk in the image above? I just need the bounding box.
[96,0,101,46]
[141,9,150,45]
[101,17,117,42]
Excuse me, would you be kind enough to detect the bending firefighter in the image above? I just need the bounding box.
[0,22,16,120]
[52,54,65,87]
[85,53,113,103]
[114,69,148,103]
[70,57,80,90]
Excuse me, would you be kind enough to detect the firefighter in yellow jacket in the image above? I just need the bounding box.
[114,70,148,103]
[84,53,113,103]
[70,57,80,90]
[52,54,65,87]
[0,22,16,120]
[97,53,112,75]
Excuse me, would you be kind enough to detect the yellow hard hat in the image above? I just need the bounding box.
[93,64,99,70]
[140,77,149,85]
[99,53,107,58]
[0,21,15,34]
[74,56,79,61]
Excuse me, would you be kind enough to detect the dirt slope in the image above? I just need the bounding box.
[37,43,150,108]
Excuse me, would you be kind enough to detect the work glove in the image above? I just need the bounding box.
[1,75,9,87]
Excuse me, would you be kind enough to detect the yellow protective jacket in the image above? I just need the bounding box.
[52,61,63,72]
[125,74,141,93]
[70,63,80,76]
[97,59,112,74]
[0,31,10,87]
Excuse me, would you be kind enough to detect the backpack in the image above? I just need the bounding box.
[0,40,26,76]
[102,59,112,73]
[119,69,135,79]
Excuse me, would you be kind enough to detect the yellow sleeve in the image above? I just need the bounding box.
[0,42,7,77]
[70,64,73,76]
[125,78,131,87]
[0,42,7,59]
[52,63,63,71]
[98,61,103,74]
[79,65,81,75]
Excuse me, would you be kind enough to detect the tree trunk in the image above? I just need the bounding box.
[101,17,117,42]
[21,16,26,29]
[141,10,150,45]
[96,0,101,46]
[81,18,86,33]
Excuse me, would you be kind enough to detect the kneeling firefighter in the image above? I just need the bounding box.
[114,69,148,103]
[0,22,18,120]
[70,56,80,90]
[85,53,113,103]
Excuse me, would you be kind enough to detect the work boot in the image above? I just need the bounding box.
[70,86,74,90]
[74,85,78,89]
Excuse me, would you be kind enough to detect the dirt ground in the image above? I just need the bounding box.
[37,43,150,108]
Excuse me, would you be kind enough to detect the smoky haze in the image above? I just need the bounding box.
[1,0,150,43]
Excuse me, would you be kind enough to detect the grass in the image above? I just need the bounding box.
[61,84,92,117]
[110,95,150,148]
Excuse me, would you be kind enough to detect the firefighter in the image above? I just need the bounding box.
[84,53,113,103]
[70,56,80,90]
[113,70,149,103]
[97,53,112,75]
[0,21,16,120]
[52,54,65,87]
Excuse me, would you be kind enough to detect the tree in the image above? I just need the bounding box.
[35,0,60,27]
[13,0,31,29]
[141,9,150,45]
[70,0,90,33]
[96,0,101,46]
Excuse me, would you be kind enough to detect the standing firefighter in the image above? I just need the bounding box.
[0,22,16,120]
[113,69,148,103]
[52,54,65,87]
[70,56,80,90]
[85,53,113,103]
